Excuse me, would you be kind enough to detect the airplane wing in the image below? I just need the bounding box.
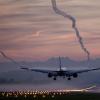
[71,67,100,74]
[21,67,100,75]
[21,67,55,73]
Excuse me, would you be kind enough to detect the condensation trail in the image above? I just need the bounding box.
[0,51,29,68]
[51,0,90,61]
[0,51,19,65]
[0,51,27,69]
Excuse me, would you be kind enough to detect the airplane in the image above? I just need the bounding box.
[21,57,100,80]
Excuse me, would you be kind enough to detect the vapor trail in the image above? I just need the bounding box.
[0,51,19,65]
[51,0,90,61]
[0,51,30,69]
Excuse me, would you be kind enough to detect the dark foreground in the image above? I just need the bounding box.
[0,91,100,100]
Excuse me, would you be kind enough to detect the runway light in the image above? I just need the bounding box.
[6,94,9,97]
[33,95,36,98]
[15,95,18,98]
[52,95,55,98]
[24,95,27,98]
[42,95,46,98]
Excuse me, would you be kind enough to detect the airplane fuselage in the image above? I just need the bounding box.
[56,70,66,76]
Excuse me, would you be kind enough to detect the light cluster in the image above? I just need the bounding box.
[0,89,88,98]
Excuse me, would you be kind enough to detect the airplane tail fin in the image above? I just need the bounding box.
[59,56,62,71]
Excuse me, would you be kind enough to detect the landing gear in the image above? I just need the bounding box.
[53,77,57,80]
[48,73,52,78]
[68,77,71,80]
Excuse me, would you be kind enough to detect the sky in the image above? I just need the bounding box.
[0,0,100,61]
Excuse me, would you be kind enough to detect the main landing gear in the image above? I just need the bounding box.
[68,77,71,80]
[53,77,57,80]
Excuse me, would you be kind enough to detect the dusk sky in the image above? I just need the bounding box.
[0,0,100,61]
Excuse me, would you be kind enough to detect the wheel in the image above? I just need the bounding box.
[53,77,57,80]
[68,77,71,80]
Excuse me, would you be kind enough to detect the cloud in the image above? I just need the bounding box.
[0,0,100,60]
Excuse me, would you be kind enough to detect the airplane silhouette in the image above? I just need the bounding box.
[21,57,100,80]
